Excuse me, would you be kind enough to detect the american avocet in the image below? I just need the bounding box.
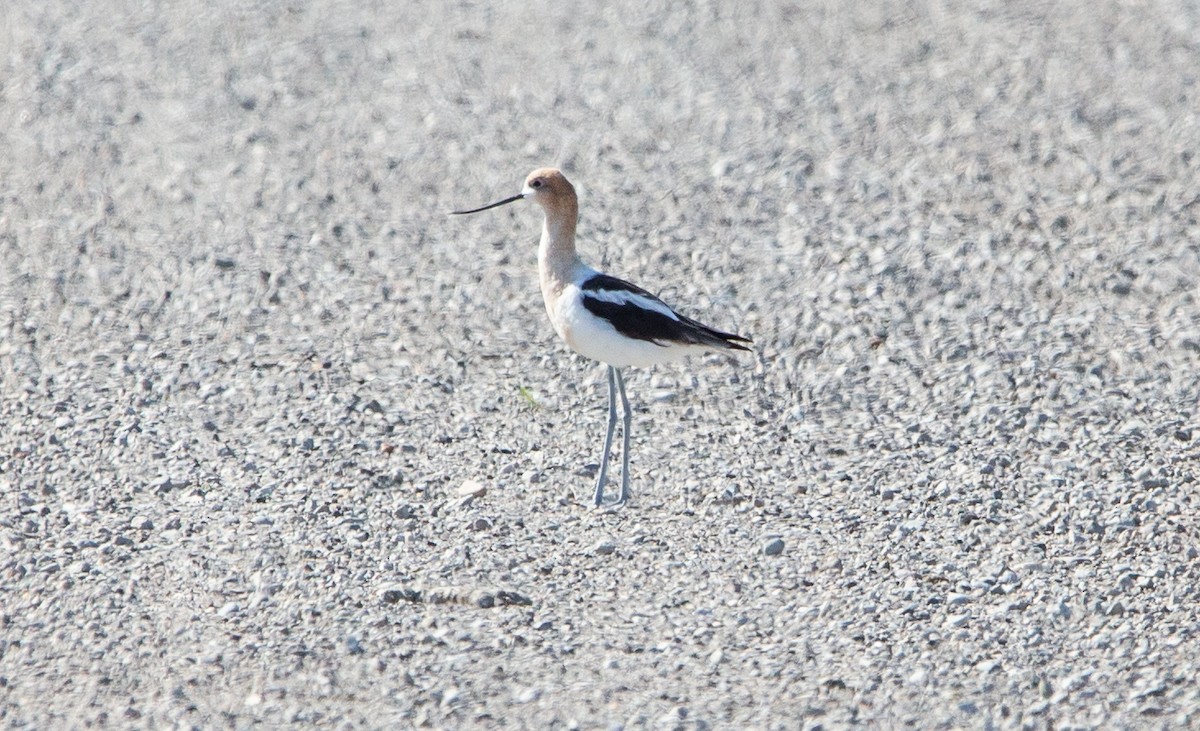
[453,168,751,507]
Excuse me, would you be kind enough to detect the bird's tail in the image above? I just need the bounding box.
[679,315,753,353]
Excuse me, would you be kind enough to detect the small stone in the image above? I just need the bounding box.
[946,613,970,628]
[593,540,616,556]
[217,602,240,618]
[496,591,532,606]
[457,480,487,498]
[977,660,1003,675]
[425,587,460,605]
[515,686,541,703]
[381,588,422,604]
[467,517,492,532]
[762,537,785,556]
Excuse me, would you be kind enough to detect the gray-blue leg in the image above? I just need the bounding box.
[593,365,619,506]
[615,368,632,505]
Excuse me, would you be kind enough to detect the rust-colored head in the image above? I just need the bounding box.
[520,168,576,211]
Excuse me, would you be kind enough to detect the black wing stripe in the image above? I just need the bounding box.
[581,296,684,346]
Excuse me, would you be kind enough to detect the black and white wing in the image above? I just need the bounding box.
[578,273,752,352]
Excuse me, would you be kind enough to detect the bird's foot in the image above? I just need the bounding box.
[592,498,628,512]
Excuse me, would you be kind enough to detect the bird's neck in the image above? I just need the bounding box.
[537,201,580,288]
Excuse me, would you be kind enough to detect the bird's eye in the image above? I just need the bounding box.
[531,179,543,189]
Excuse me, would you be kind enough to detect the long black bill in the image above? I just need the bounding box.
[450,193,525,215]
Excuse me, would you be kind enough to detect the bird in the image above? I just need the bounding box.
[452,168,751,507]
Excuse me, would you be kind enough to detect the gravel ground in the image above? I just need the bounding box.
[3,1,1200,728]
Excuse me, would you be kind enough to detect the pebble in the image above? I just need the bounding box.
[381,588,422,604]
[762,537,785,556]
[457,480,487,499]
[514,687,542,704]
[945,613,970,628]
[593,540,616,556]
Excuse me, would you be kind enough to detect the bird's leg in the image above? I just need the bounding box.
[593,365,619,506]
[615,368,632,505]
